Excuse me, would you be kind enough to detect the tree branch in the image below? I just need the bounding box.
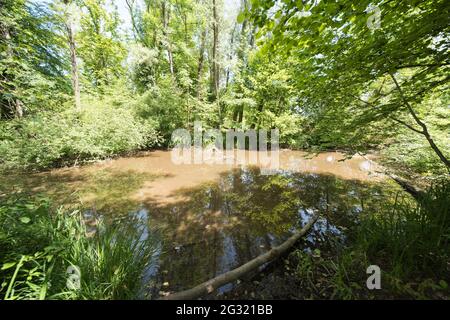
[396,62,450,70]
[390,116,424,134]
[389,73,450,170]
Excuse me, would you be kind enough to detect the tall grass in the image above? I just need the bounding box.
[357,181,449,280]
[293,179,450,299]
[0,195,157,300]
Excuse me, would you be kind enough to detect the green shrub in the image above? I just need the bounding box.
[0,102,161,170]
[133,78,186,143]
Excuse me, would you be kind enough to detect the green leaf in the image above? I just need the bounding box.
[1,262,17,270]
[237,12,246,24]
[318,23,326,33]
[20,216,31,224]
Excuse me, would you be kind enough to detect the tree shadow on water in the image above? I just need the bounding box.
[0,167,170,215]
[139,167,405,296]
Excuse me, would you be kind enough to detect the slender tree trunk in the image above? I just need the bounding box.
[162,1,174,76]
[237,7,248,62]
[196,29,207,99]
[2,24,23,118]
[249,26,257,48]
[125,0,137,41]
[211,0,219,101]
[14,99,23,118]
[390,73,450,170]
[167,11,174,75]
[232,109,238,122]
[251,102,263,129]
[66,21,81,111]
[238,106,243,123]
[125,0,146,45]
[183,12,188,42]
[225,24,237,89]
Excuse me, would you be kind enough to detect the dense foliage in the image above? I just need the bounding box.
[0,0,449,300]
[245,0,450,171]
[0,98,160,170]
[1,0,448,175]
[292,179,450,299]
[1,0,448,174]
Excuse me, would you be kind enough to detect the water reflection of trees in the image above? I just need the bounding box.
[145,167,398,293]
[0,168,162,214]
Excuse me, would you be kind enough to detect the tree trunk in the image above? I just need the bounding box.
[251,102,264,129]
[2,21,24,118]
[388,173,424,199]
[196,29,207,99]
[183,12,188,42]
[211,0,219,101]
[162,1,174,76]
[14,99,23,118]
[66,20,81,111]
[125,0,146,45]
[390,73,450,170]
[225,23,237,89]
[237,4,248,63]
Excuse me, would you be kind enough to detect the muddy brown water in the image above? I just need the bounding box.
[0,149,403,298]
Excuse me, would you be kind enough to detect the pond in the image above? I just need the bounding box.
[0,149,403,298]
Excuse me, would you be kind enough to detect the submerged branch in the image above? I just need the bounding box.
[388,173,424,200]
[159,213,319,300]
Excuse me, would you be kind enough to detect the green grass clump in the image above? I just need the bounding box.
[293,179,450,299]
[0,195,157,300]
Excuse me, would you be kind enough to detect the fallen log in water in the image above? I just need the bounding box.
[356,154,424,200]
[159,213,320,300]
[388,173,424,199]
